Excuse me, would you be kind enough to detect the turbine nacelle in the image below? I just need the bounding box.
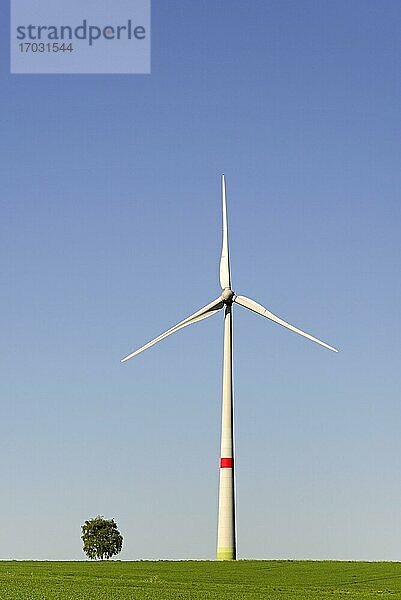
[221,288,235,304]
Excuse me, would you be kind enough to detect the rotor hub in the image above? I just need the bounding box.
[221,288,235,304]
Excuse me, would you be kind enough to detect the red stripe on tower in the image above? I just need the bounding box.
[220,457,233,468]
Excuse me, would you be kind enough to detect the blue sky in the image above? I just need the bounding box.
[1,0,401,560]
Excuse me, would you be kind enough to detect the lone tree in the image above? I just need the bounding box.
[81,516,123,560]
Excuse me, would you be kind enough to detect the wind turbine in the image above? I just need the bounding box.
[121,175,338,561]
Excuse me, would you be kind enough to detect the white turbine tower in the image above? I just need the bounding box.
[121,175,338,561]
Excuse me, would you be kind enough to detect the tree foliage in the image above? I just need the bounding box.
[81,516,123,560]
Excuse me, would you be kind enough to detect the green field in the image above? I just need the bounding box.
[1,560,401,599]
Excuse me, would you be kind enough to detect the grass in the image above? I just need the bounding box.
[1,560,401,599]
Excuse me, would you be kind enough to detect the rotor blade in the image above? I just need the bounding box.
[219,174,231,289]
[121,297,224,362]
[234,295,338,352]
